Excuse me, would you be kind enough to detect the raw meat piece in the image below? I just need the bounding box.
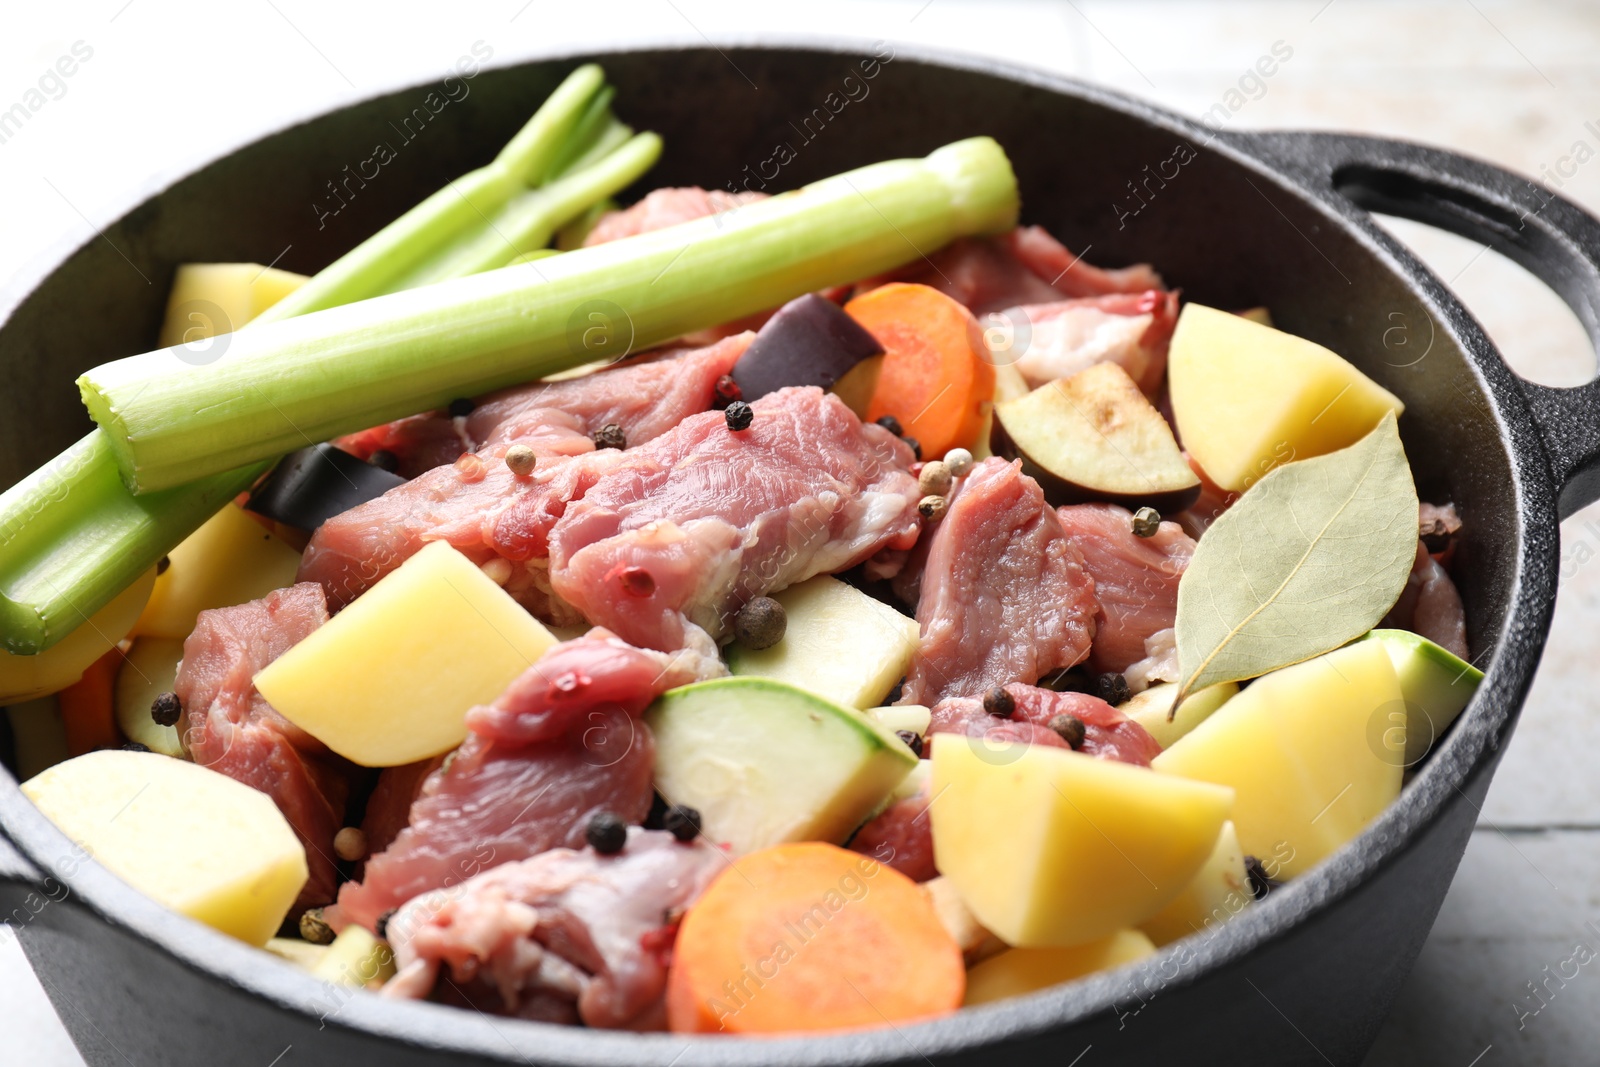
[848,784,937,883]
[335,335,751,477]
[1057,503,1196,674]
[173,583,354,909]
[297,446,624,613]
[333,631,696,930]
[1384,541,1470,660]
[899,458,1098,706]
[583,187,768,246]
[1001,290,1179,395]
[1005,226,1166,298]
[928,683,1162,766]
[383,828,725,1030]
[466,629,708,746]
[1123,627,1181,694]
[332,725,654,933]
[855,227,1165,317]
[549,387,922,653]
[359,756,446,859]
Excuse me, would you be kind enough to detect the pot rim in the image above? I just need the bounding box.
[0,34,1562,1065]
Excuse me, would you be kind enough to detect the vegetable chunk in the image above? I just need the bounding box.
[667,843,964,1033]
[1168,303,1404,492]
[725,574,918,709]
[930,737,1232,947]
[253,540,558,766]
[1152,639,1404,877]
[22,750,307,945]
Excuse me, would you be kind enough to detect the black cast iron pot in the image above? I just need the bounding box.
[2,40,1598,1067]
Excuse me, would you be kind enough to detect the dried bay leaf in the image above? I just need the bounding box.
[1173,411,1417,705]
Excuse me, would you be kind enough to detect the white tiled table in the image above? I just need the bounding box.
[4,2,1598,1063]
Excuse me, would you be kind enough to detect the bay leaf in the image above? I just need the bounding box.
[1173,411,1418,705]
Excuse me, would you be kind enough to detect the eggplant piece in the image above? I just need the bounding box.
[729,294,884,408]
[246,443,406,532]
[991,362,1201,512]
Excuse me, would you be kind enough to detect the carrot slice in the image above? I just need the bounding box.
[58,646,124,755]
[849,282,995,459]
[666,842,965,1034]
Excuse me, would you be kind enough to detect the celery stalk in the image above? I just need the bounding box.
[82,137,1019,493]
[391,131,661,288]
[2,65,655,653]
[253,64,609,324]
[0,434,265,654]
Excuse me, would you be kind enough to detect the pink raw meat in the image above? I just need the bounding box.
[383,828,725,1029]
[297,446,624,613]
[1003,289,1180,395]
[332,631,696,931]
[332,726,654,934]
[335,334,751,477]
[1058,503,1196,675]
[173,583,354,910]
[549,387,922,653]
[1005,225,1166,298]
[1384,540,1469,660]
[928,683,1162,766]
[848,787,938,884]
[899,458,1098,707]
[466,629,706,746]
[855,226,1165,317]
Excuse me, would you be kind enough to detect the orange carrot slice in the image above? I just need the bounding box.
[849,282,995,459]
[59,646,124,755]
[666,842,964,1034]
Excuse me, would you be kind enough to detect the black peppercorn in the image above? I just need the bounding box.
[901,435,922,460]
[447,397,474,418]
[1048,713,1086,750]
[1097,672,1131,707]
[369,449,400,473]
[983,686,1015,718]
[374,909,396,940]
[121,741,150,753]
[875,414,904,437]
[662,805,702,842]
[587,811,628,854]
[895,730,925,758]
[150,691,182,728]
[1244,855,1280,900]
[155,555,171,576]
[593,423,627,450]
[724,400,754,431]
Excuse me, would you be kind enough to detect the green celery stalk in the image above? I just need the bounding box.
[253,64,608,324]
[81,136,1020,493]
[391,130,661,288]
[0,434,265,654]
[2,65,655,654]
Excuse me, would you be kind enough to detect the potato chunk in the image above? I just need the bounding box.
[930,738,1232,947]
[1152,640,1403,878]
[253,540,558,766]
[963,930,1156,1005]
[22,750,307,945]
[1169,303,1403,492]
[133,504,302,641]
[157,262,308,347]
[0,568,155,704]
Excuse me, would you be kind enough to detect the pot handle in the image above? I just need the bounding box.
[1250,131,1600,519]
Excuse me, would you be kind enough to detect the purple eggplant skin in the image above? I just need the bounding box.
[729,293,884,401]
[989,405,1203,514]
